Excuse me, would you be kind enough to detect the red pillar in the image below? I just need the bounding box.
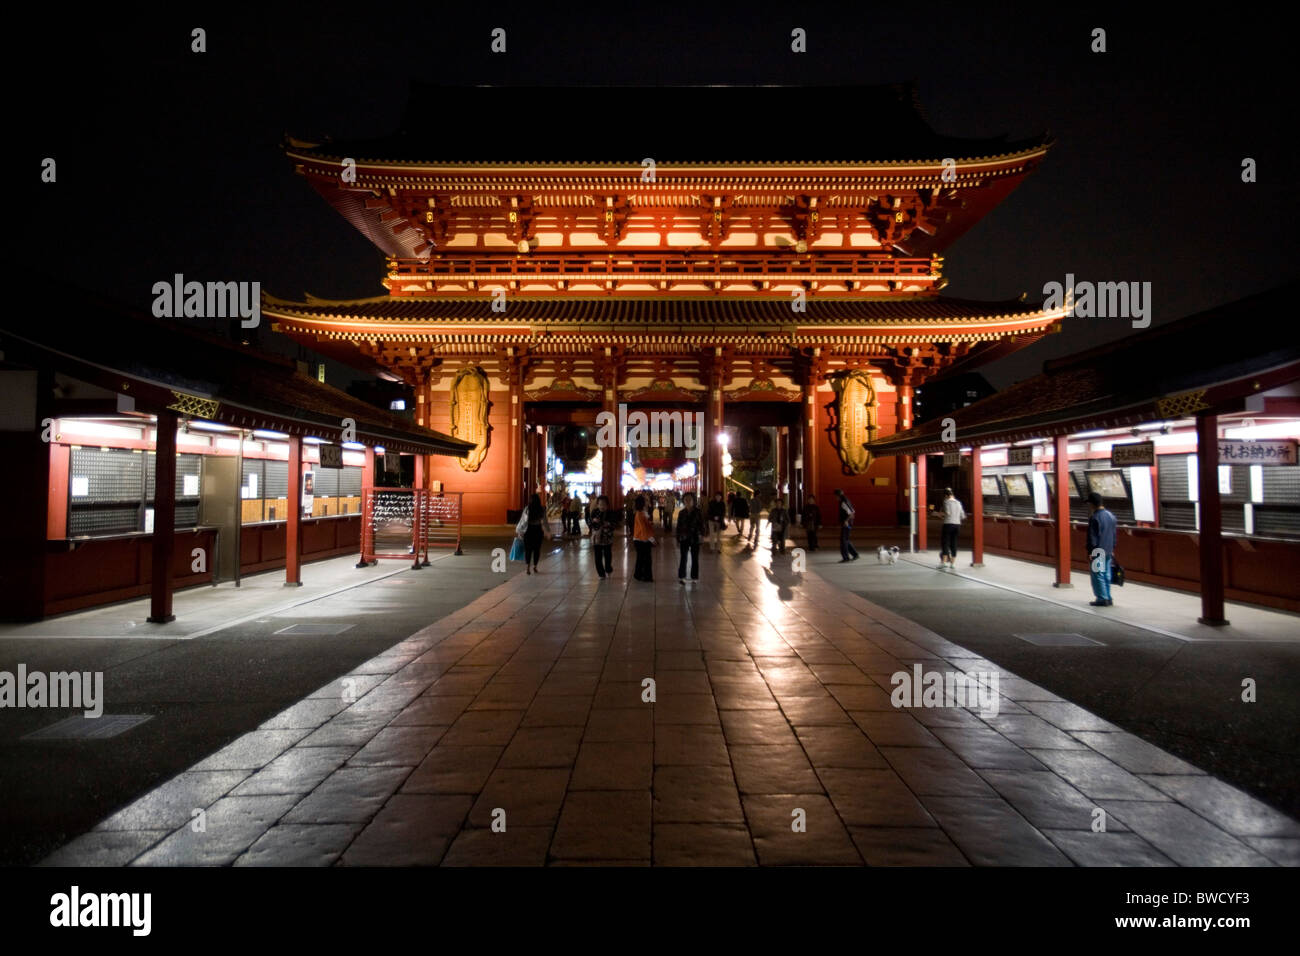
[802,380,819,512]
[1053,433,1073,588]
[148,409,178,623]
[707,381,724,497]
[285,434,303,586]
[603,384,621,508]
[969,445,984,567]
[508,367,524,514]
[358,446,375,566]
[1196,414,1229,625]
[916,452,928,552]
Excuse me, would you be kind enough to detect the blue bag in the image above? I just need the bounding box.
[509,537,525,562]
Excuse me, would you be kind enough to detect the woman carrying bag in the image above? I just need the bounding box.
[522,493,550,575]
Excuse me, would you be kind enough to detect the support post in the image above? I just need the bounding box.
[802,379,819,514]
[707,380,724,498]
[285,433,303,586]
[969,444,984,568]
[148,409,178,622]
[1196,413,1229,625]
[1053,433,1072,588]
[916,452,928,552]
[358,446,375,567]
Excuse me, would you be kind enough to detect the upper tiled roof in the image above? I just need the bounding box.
[288,83,1051,166]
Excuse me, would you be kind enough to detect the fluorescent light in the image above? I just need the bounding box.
[188,420,236,433]
[1225,421,1300,440]
[389,399,407,411]
[1075,429,1108,439]
[253,429,289,440]
[342,442,365,450]
[303,437,324,444]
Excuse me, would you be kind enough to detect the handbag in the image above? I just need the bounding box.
[514,511,529,538]
[1110,560,1125,587]
[509,537,525,562]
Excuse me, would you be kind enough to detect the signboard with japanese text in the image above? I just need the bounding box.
[1007,447,1034,465]
[1111,441,1155,467]
[1217,439,1296,465]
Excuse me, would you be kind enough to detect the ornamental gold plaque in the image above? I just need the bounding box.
[830,370,878,475]
[450,366,490,472]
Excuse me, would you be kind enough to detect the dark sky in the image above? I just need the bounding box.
[23,6,1295,390]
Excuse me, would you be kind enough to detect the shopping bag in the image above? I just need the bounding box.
[1110,561,1125,587]
[509,537,525,562]
[514,511,529,537]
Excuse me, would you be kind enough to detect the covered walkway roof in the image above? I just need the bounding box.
[0,287,473,457]
[867,283,1300,456]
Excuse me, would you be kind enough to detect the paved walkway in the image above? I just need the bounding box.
[42,531,1300,866]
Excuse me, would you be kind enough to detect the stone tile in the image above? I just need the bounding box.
[96,770,249,831]
[439,709,524,747]
[805,663,872,685]
[976,769,1127,832]
[849,712,941,748]
[571,741,653,790]
[537,673,600,697]
[655,671,714,696]
[1027,750,1168,801]
[1138,775,1300,838]
[719,709,797,745]
[258,697,349,730]
[713,683,781,710]
[521,694,593,728]
[402,745,502,794]
[348,725,444,767]
[655,651,706,670]
[653,765,744,823]
[389,695,475,727]
[582,707,655,742]
[817,768,937,827]
[653,694,721,726]
[1070,732,1203,775]
[653,824,756,865]
[779,696,853,726]
[1244,837,1300,866]
[793,725,888,769]
[730,744,821,794]
[339,794,473,865]
[1099,801,1274,866]
[468,769,571,826]
[283,766,412,824]
[498,726,584,768]
[190,729,311,772]
[930,727,1048,771]
[1021,700,1121,732]
[919,796,1073,866]
[551,791,652,861]
[307,674,386,700]
[133,795,299,866]
[849,827,969,866]
[980,714,1086,750]
[742,794,861,865]
[1041,829,1175,867]
[593,681,646,709]
[879,747,998,798]
[654,725,731,766]
[232,746,353,796]
[825,684,895,710]
[40,830,169,867]
[441,826,553,866]
[297,712,390,749]
[235,823,362,866]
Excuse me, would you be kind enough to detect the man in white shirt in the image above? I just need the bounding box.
[939,487,966,570]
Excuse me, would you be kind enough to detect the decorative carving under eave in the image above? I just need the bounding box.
[619,378,708,403]
[724,378,802,402]
[597,194,633,244]
[450,366,491,472]
[524,378,602,402]
[828,370,878,475]
[1155,389,1210,420]
[697,194,733,247]
[778,194,825,244]
[167,391,219,419]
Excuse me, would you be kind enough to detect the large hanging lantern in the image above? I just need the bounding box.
[733,426,771,465]
[554,425,592,470]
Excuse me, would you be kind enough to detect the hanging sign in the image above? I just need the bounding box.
[318,444,343,468]
[942,450,961,468]
[1007,447,1034,465]
[1217,439,1297,465]
[1111,441,1155,467]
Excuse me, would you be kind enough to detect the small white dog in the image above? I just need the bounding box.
[877,545,900,565]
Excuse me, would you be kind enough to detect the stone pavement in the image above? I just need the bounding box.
[42,531,1300,866]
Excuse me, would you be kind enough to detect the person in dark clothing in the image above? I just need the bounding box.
[803,494,822,551]
[675,492,704,582]
[623,495,636,534]
[733,493,750,537]
[706,491,727,552]
[726,491,736,529]
[1086,492,1118,606]
[835,488,859,562]
[589,494,615,579]
[768,497,790,554]
[523,493,549,574]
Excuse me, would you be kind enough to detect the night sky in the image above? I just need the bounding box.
[23,7,1295,390]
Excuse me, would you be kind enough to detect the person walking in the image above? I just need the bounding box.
[675,492,704,583]
[1086,492,1117,606]
[802,494,822,551]
[623,494,636,535]
[733,492,750,538]
[835,488,859,562]
[747,494,763,548]
[706,491,727,552]
[632,494,656,582]
[567,494,582,536]
[589,494,615,579]
[768,496,790,555]
[523,493,550,574]
[662,492,675,533]
[938,487,966,570]
[726,491,736,531]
